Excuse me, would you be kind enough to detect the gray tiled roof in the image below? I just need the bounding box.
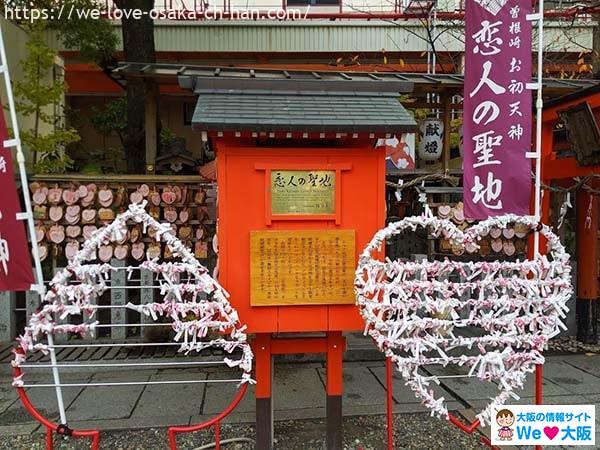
[113,62,600,94]
[191,92,417,133]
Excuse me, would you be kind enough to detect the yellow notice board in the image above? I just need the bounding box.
[270,170,335,215]
[250,230,355,306]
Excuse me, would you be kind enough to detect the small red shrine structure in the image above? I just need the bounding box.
[181,71,416,448]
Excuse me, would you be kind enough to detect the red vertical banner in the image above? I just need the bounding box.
[0,106,34,291]
[463,0,533,219]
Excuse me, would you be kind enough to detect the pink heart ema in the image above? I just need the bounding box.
[543,426,559,440]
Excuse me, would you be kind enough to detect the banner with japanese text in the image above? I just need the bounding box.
[463,0,532,219]
[0,106,34,291]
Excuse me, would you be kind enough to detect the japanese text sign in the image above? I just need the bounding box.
[250,230,355,306]
[464,0,532,219]
[0,106,34,291]
[491,404,595,446]
[271,170,335,215]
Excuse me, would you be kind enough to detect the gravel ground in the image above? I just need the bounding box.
[0,413,485,449]
[547,336,600,354]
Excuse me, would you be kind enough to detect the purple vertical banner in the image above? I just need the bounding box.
[463,0,532,219]
[0,105,34,291]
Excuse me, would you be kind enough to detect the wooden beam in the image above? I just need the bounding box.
[31,174,211,183]
[401,101,463,110]
[144,82,159,174]
[442,93,452,172]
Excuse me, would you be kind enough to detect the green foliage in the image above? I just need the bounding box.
[12,26,80,173]
[89,99,128,173]
[398,95,428,122]
[3,0,117,67]
[34,146,75,173]
[55,0,118,67]
[160,127,178,149]
[450,117,463,150]
[90,98,127,144]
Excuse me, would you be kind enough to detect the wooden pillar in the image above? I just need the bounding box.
[255,333,273,450]
[442,93,452,172]
[145,82,159,174]
[326,331,345,450]
[576,190,598,343]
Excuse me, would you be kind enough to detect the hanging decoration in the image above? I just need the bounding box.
[378,134,416,170]
[355,214,572,426]
[12,201,254,388]
[417,119,444,162]
[463,0,533,219]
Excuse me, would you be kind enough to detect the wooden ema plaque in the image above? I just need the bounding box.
[250,230,355,306]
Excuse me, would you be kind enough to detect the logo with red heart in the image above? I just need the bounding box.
[355,214,572,426]
[543,426,559,440]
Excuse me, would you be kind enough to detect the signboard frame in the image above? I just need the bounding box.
[255,163,351,225]
[270,169,337,216]
[250,229,356,306]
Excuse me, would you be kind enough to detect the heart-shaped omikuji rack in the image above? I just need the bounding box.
[355,214,572,429]
[12,202,253,449]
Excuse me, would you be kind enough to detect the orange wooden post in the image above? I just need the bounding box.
[576,191,599,343]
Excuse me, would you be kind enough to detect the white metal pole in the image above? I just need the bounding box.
[533,0,544,257]
[0,23,68,425]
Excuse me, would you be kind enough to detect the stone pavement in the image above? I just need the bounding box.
[0,336,599,447]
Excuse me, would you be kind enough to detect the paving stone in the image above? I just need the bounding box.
[0,383,19,414]
[20,384,84,418]
[521,372,572,396]
[0,373,91,425]
[273,367,325,411]
[541,361,600,395]
[562,354,600,377]
[67,415,193,431]
[424,365,500,401]
[192,410,257,425]
[0,423,40,436]
[202,370,255,415]
[343,360,384,368]
[132,370,207,418]
[370,366,459,405]
[66,371,154,420]
[469,394,590,411]
[317,366,387,407]
[276,362,323,370]
[205,366,325,416]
